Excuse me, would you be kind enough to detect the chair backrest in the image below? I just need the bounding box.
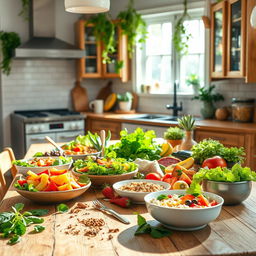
[0,147,17,199]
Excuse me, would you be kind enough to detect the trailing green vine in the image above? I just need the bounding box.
[0,31,21,75]
[173,0,191,56]
[19,0,30,21]
[117,0,147,57]
[87,14,116,64]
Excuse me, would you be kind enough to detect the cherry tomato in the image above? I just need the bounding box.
[145,173,161,181]
[162,173,172,184]
[18,180,27,186]
[73,147,81,152]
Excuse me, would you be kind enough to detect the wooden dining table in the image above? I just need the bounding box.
[1,143,256,256]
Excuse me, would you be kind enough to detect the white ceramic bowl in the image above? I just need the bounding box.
[14,157,73,175]
[113,179,170,204]
[144,190,224,231]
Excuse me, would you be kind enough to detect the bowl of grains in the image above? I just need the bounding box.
[113,179,170,204]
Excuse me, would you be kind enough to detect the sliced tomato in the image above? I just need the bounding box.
[73,147,81,152]
[18,180,27,186]
[44,181,58,191]
[50,169,68,175]
[179,172,192,185]
[210,200,218,206]
[197,195,210,207]
[145,173,161,181]
[37,170,49,176]
[162,173,173,184]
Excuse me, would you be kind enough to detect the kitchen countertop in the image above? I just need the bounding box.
[83,112,256,133]
[1,143,256,256]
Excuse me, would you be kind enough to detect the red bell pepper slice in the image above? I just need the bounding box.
[44,181,58,191]
[18,180,27,186]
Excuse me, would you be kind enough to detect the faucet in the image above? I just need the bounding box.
[166,80,183,117]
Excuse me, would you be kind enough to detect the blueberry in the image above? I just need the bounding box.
[192,199,198,204]
[185,200,192,206]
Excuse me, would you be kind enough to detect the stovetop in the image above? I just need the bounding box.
[13,109,84,123]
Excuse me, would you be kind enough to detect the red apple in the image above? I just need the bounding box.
[202,156,227,169]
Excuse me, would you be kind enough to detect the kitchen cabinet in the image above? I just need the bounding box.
[76,20,130,82]
[86,119,121,140]
[210,0,256,82]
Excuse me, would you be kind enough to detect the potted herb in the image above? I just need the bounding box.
[178,115,197,151]
[193,85,224,119]
[186,73,200,95]
[163,127,184,148]
[117,92,133,111]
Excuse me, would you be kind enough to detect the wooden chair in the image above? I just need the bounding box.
[0,147,17,199]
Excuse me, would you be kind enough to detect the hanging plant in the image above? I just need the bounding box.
[87,14,116,64]
[19,0,30,21]
[173,0,191,56]
[117,0,147,57]
[0,31,21,75]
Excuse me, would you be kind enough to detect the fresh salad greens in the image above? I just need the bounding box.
[134,213,172,238]
[14,182,38,192]
[57,204,69,213]
[0,203,48,245]
[191,139,245,164]
[73,157,137,175]
[106,128,162,161]
[187,164,256,195]
[13,156,72,167]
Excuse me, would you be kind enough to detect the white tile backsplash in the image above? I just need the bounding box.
[1,59,76,147]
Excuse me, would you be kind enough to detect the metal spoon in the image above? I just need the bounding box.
[45,136,65,155]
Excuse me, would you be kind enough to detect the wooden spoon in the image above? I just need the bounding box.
[45,136,65,155]
[100,130,105,157]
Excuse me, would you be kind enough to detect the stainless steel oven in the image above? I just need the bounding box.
[11,109,85,158]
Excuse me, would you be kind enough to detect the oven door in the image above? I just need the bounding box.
[26,133,57,151]
[56,130,84,144]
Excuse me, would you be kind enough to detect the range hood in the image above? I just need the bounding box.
[15,0,84,59]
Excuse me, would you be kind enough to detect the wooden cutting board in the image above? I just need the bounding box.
[71,81,89,112]
[96,81,113,101]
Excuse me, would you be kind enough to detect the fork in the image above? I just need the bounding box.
[92,199,130,224]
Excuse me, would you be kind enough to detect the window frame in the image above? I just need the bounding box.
[135,8,206,96]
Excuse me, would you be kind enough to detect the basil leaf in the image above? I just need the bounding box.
[135,223,151,235]
[136,213,146,226]
[157,194,168,201]
[8,234,21,245]
[57,204,69,213]
[27,209,49,216]
[25,216,44,224]
[33,225,45,233]
[0,212,15,223]
[13,221,26,236]
[14,203,24,212]
[150,227,172,238]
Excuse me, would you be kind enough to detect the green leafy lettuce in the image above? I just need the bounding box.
[191,139,245,164]
[187,164,256,195]
[106,128,162,161]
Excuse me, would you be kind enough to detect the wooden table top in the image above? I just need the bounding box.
[1,143,256,256]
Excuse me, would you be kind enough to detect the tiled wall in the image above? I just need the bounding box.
[2,60,76,147]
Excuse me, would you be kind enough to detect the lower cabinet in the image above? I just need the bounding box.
[86,119,121,140]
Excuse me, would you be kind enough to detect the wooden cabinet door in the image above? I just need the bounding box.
[76,21,102,79]
[211,1,227,78]
[227,0,247,78]
[195,130,245,148]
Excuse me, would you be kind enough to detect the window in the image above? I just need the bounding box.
[136,12,205,95]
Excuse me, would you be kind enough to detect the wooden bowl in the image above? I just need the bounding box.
[15,179,91,204]
[72,169,138,186]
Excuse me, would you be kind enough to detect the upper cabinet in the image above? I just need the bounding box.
[210,0,256,82]
[76,20,130,82]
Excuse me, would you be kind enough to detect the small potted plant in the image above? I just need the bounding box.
[186,73,200,95]
[193,85,224,119]
[163,127,184,148]
[117,92,133,111]
[178,115,197,151]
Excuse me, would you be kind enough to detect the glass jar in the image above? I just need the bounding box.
[232,98,255,122]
